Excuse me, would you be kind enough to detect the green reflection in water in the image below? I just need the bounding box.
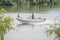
[0,5,59,13]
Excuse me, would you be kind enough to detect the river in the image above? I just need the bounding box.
[4,8,60,40]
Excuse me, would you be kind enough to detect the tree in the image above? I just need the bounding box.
[0,8,13,40]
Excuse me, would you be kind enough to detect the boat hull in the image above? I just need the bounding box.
[16,18,59,25]
[16,18,46,24]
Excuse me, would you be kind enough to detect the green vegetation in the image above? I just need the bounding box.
[0,0,60,12]
[0,0,58,6]
[46,22,60,40]
[0,9,13,40]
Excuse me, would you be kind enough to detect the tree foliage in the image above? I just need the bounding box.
[0,9,13,40]
[46,23,60,40]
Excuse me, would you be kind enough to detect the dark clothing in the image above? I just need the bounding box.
[17,14,20,18]
[32,13,34,19]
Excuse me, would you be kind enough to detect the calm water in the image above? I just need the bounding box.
[4,8,60,40]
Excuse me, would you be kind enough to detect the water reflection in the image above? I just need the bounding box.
[17,23,37,29]
[0,5,57,13]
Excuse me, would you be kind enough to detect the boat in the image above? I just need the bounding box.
[16,13,59,25]
[17,18,46,24]
[16,13,46,24]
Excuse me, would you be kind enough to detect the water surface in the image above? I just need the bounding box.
[4,8,60,40]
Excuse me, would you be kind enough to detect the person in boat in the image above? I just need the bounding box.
[38,16,46,21]
[28,13,34,19]
[32,13,34,19]
[38,16,41,19]
[17,14,21,18]
[17,14,20,18]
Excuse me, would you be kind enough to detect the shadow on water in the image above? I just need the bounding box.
[17,23,30,26]
[17,23,34,28]
[16,22,45,29]
[16,23,46,29]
